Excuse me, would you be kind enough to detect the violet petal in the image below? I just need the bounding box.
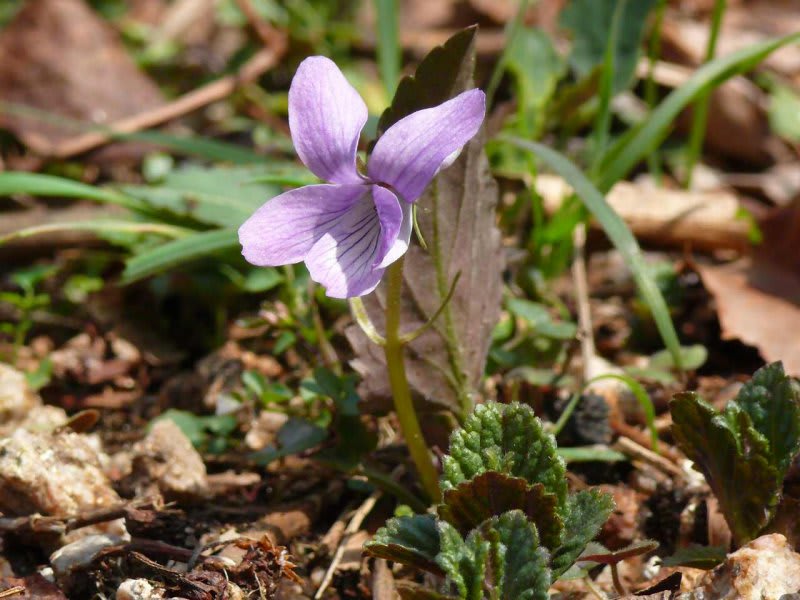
[367,89,485,203]
[289,56,367,184]
[304,190,400,298]
[238,183,369,267]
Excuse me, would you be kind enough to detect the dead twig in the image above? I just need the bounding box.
[314,490,382,599]
[39,48,282,159]
[0,498,155,538]
[233,0,288,54]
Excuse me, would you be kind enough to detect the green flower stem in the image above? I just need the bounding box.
[383,257,441,503]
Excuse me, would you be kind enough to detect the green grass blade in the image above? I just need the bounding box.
[684,0,727,188]
[500,136,684,371]
[0,220,189,245]
[122,228,240,283]
[374,0,400,96]
[597,31,800,191]
[0,172,141,210]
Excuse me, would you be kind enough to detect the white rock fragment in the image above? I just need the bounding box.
[0,428,120,517]
[245,411,289,450]
[0,363,42,430]
[122,419,208,500]
[50,533,130,578]
[116,578,167,600]
[688,534,800,600]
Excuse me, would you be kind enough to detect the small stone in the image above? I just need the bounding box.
[51,533,129,578]
[0,428,120,517]
[690,534,800,599]
[245,411,289,450]
[0,363,42,431]
[121,419,208,501]
[116,578,166,600]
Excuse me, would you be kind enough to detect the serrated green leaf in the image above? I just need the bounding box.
[729,362,800,477]
[661,545,726,570]
[376,27,477,137]
[365,514,443,575]
[481,511,551,600]
[438,472,563,550]
[551,489,614,578]
[560,0,656,93]
[670,392,780,545]
[441,403,568,513]
[436,521,489,600]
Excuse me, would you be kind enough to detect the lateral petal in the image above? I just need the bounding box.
[238,184,369,267]
[367,89,485,203]
[376,198,412,269]
[289,56,368,184]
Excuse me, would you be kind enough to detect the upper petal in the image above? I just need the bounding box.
[304,190,398,298]
[238,183,368,267]
[367,89,486,203]
[289,56,368,184]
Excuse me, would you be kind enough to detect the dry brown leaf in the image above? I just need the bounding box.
[0,0,164,152]
[697,203,800,376]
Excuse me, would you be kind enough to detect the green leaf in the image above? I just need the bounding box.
[650,345,708,371]
[551,489,615,578]
[438,472,563,550]
[436,521,489,600]
[729,361,800,477]
[249,418,327,465]
[560,0,656,93]
[0,172,141,210]
[768,82,800,143]
[597,31,800,191]
[441,402,568,513]
[120,166,281,228]
[122,228,239,282]
[375,0,400,95]
[670,392,780,545]
[506,27,566,137]
[661,545,727,570]
[480,511,551,600]
[499,138,684,372]
[507,298,578,340]
[0,220,188,246]
[376,26,477,137]
[365,514,443,575]
[556,446,627,463]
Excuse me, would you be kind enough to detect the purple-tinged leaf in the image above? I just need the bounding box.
[346,27,504,420]
[438,473,563,550]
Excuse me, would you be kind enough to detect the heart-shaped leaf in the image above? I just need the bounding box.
[670,392,780,545]
[441,403,568,513]
[364,514,443,575]
[550,489,615,578]
[729,361,800,477]
[438,472,563,550]
[347,27,504,421]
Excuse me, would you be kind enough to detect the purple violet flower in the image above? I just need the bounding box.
[238,56,486,298]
